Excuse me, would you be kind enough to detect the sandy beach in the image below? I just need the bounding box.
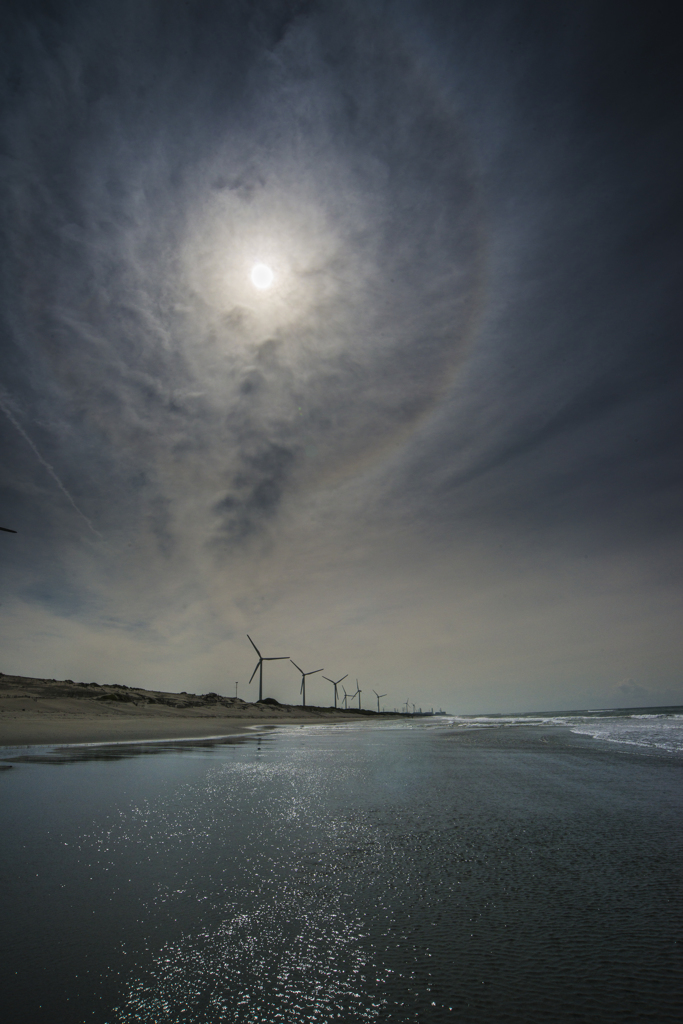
[0,671,397,747]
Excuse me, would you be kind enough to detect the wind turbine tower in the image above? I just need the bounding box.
[247,635,289,703]
[354,681,362,710]
[323,674,348,708]
[373,689,387,713]
[291,660,323,708]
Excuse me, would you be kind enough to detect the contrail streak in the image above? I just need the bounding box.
[0,390,103,539]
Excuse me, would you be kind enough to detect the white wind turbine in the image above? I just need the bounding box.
[290,660,323,708]
[373,689,387,713]
[323,674,348,708]
[247,635,289,703]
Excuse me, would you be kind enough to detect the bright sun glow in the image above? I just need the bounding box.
[250,262,274,290]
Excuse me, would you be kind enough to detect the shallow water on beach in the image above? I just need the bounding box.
[2,719,683,1023]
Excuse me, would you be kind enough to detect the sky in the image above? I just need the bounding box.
[1,0,682,713]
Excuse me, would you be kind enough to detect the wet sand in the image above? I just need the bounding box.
[0,671,398,746]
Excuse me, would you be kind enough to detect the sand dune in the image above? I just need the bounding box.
[0,672,393,746]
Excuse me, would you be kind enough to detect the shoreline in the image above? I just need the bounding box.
[0,671,404,748]
[0,715,387,750]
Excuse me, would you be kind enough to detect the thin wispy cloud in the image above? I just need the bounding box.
[1,0,681,710]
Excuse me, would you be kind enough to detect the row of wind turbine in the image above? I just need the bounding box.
[245,638,389,711]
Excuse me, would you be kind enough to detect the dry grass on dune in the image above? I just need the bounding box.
[0,671,397,747]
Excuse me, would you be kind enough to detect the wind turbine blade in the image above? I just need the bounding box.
[309,668,323,676]
[290,660,304,674]
[337,675,348,684]
[265,656,289,660]
[322,676,335,684]
[247,635,261,656]
[248,662,260,685]
[373,690,379,697]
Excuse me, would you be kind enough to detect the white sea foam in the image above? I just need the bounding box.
[569,715,683,754]
[243,710,683,755]
[445,709,683,754]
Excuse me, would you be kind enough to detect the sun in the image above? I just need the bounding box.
[250,262,274,290]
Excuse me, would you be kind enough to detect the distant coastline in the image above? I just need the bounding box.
[0,671,404,747]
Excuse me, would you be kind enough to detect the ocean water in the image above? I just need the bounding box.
[448,705,683,754]
[2,711,683,1023]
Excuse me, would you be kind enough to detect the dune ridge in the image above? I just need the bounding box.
[0,671,397,747]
